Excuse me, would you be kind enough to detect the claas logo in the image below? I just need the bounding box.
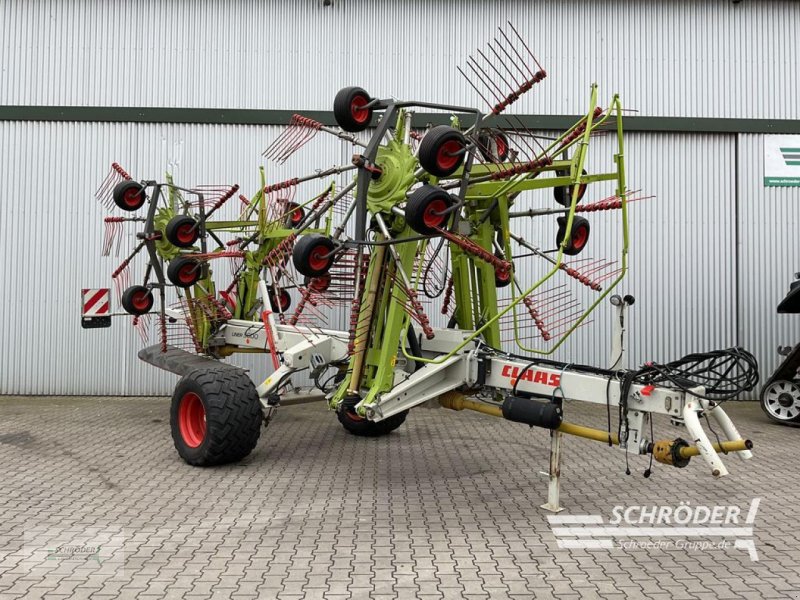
[501,365,561,387]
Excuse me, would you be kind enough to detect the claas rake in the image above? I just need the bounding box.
[83,24,757,509]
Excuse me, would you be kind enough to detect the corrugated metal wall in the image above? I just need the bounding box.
[1,0,796,396]
[737,135,800,382]
[1,0,798,119]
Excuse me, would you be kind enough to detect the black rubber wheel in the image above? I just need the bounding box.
[305,274,332,293]
[293,234,336,278]
[337,408,409,437]
[556,215,591,256]
[121,285,154,315]
[477,130,510,162]
[167,256,203,288]
[284,202,305,228]
[553,169,588,206]
[333,86,373,132]
[760,380,800,423]
[112,180,147,211]
[405,185,454,235]
[170,369,263,466]
[418,126,467,177]
[165,214,200,248]
[269,289,292,312]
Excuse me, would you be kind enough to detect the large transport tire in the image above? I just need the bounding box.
[170,369,263,466]
[337,408,409,437]
[333,86,373,132]
[760,379,800,423]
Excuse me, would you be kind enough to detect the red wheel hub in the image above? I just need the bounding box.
[436,140,463,171]
[123,186,142,207]
[495,135,507,158]
[178,262,199,284]
[423,198,448,229]
[178,392,206,448]
[496,270,510,282]
[309,274,331,292]
[308,246,331,271]
[176,223,197,244]
[131,290,151,311]
[572,225,589,250]
[350,95,370,124]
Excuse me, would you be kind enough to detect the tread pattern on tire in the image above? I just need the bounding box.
[171,369,263,466]
[337,409,409,437]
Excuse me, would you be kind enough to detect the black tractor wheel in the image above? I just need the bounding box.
[418,126,467,177]
[553,169,588,206]
[405,185,454,235]
[165,214,200,248]
[760,380,800,423]
[112,180,147,211]
[167,256,203,288]
[121,285,154,315]
[284,202,306,228]
[556,215,591,256]
[337,408,409,437]
[269,289,292,313]
[477,130,510,162]
[333,86,373,132]
[170,369,263,466]
[293,234,336,278]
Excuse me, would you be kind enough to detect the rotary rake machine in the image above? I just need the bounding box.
[84,24,758,508]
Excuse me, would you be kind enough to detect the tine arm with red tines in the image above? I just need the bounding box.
[95,162,133,210]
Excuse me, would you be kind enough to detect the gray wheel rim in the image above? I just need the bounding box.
[763,380,800,420]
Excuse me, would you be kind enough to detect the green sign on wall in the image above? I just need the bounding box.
[765,135,800,187]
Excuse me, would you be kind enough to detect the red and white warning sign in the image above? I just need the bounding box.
[81,288,111,317]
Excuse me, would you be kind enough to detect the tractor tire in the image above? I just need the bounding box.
[418,126,467,177]
[112,180,147,211]
[170,369,263,466]
[337,408,409,437]
[293,234,336,278]
[405,185,453,235]
[333,86,373,132]
[556,215,591,256]
[760,380,800,423]
[121,285,154,315]
[165,214,200,248]
[167,256,203,288]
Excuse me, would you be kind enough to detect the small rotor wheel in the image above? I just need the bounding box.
[121,285,154,315]
[305,274,332,293]
[284,202,306,228]
[333,86,373,132]
[112,181,147,212]
[405,185,454,235]
[167,256,203,288]
[165,214,200,248]
[418,126,467,177]
[293,234,336,278]
[268,289,292,313]
[477,130,510,162]
[553,169,588,206]
[556,215,591,256]
[760,380,800,423]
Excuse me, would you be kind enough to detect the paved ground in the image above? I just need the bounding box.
[0,395,799,599]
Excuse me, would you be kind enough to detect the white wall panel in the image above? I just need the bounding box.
[1,0,797,119]
[0,120,351,395]
[0,120,741,394]
[737,134,800,387]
